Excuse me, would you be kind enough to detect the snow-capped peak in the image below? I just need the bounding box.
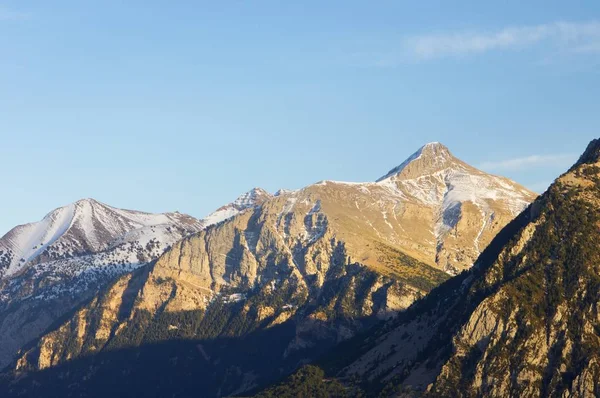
[376,142,454,182]
[0,198,203,278]
[231,188,270,208]
[202,188,273,227]
[373,143,537,270]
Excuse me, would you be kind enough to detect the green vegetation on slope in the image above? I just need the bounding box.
[254,365,353,398]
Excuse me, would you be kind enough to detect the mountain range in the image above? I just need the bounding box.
[0,142,544,397]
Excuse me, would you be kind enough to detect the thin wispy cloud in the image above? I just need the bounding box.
[478,153,577,172]
[404,21,600,60]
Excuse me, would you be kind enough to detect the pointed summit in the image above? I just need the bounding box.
[376,142,456,182]
[421,141,450,154]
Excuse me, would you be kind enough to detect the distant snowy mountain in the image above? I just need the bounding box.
[0,198,202,279]
[0,199,204,369]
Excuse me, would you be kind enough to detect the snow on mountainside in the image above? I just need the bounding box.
[0,198,203,279]
[0,199,205,369]
[376,142,534,259]
[202,187,272,227]
[267,142,537,275]
[0,198,207,305]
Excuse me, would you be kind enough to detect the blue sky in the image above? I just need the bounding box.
[1,0,599,234]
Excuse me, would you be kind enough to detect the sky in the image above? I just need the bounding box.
[1,0,599,235]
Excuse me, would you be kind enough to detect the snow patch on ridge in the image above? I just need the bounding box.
[203,188,272,227]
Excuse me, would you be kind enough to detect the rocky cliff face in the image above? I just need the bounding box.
[303,138,600,397]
